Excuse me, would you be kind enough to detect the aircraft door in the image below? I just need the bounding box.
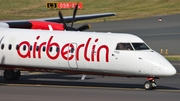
[0,36,4,63]
[90,49,100,71]
[89,43,100,72]
[68,43,78,69]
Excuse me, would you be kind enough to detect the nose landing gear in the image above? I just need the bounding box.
[144,77,158,90]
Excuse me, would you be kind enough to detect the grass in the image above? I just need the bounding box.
[0,0,180,22]
[164,55,180,61]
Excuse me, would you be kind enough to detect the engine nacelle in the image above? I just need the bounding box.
[29,20,65,30]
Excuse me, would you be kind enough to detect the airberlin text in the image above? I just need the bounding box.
[17,36,109,62]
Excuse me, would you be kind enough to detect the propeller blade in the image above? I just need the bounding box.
[77,24,91,31]
[57,4,90,31]
[71,3,78,28]
[58,10,68,30]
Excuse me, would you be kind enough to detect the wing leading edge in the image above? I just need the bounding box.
[2,13,116,29]
[44,13,116,23]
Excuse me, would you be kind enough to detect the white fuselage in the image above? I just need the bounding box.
[0,28,177,77]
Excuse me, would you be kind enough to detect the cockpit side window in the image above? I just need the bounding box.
[116,43,133,50]
[132,43,150,50]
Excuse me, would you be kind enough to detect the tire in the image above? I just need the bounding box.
[13,70,21,80]
[4,70,21,80]
[4,70,14,80]
[144,81,153,90]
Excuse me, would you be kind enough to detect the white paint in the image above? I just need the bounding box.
[0,28,177,78]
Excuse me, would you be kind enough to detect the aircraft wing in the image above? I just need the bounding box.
[38,13,116,23]
[1,13,116,29]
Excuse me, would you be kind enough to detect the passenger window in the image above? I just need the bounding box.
[70,48,74,53]
[1,44,4,50]
[23,45,26,51]
[56,47,60,52]
[49,47,52,52]
[16,44,19,50]
[116,43,133,50]
[43,46,46,52]
[29,45,32,51]
[8,44,12,50]
[36,46,39,51]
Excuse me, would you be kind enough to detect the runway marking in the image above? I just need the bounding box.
[1,83,180,93]
[138,33,180,36]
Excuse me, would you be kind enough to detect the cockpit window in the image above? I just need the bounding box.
[116,43,133,50]
[132,43,150,50]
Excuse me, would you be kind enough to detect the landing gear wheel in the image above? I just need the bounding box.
[13,70,21,80]
[4,70,21,80]
[144,81,153,90]
[4,70,14,80]
[144,80,157,90]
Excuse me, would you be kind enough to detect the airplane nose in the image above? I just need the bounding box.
[163,62,177,76]
[151,51,177,76]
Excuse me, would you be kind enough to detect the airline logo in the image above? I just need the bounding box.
[17,36,109,62]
